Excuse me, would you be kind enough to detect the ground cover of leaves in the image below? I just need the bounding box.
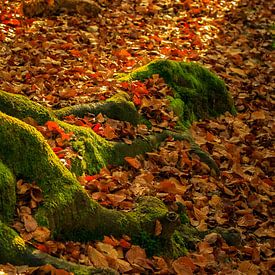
[0,0,274,274]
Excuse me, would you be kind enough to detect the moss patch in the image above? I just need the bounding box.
[0,90,54,125]
[0,160,16,222]
[0,221,27,263]
[118,59,236,127]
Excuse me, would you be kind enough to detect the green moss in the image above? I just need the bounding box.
[0,90,54,124]
[170,230,188,258]
[118,59,236,127]
[0,160,16,222]
[0,221,27,262]
[111,138,152,165]
[132,231,162,257]
[55,92,139,125]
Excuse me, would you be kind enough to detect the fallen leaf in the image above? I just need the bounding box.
[124,157,142,169]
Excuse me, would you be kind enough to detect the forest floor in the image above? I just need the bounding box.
[0,0,274,274]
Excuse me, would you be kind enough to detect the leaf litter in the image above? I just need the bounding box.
[0,0,274,274]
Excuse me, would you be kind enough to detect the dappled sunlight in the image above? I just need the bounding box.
[0,0,274,273]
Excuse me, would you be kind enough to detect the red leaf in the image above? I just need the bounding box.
[92,123,102,133]
[53,147,63,153]
[34,244,49,253]
[133,95,141,106]
[120,238,131,249]
[120,82,130,89]
[85,175,98,181]
[3,19,21,26]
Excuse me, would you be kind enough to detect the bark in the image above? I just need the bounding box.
[22,0,102,18]
[0,60,237,271]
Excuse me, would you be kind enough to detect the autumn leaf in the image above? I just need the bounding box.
[69,49,82,57]
[103,235,120,247]
[156,178,188,195]
[2,19,21,26]
[124,157,142,169]
[32,226,51,242]
[22,215,38,233]
[87,246,109,268]
[114,49,131,59]
[155,220,162,236]
[172,256,195,275]
[119,238,131,249]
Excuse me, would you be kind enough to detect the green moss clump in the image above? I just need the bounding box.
[0,221,27,263]
[118,59,236,127]
[0,90,54,124]
[55,92,139,125]
[0,160,16,222]
[170,230,188,258]
[132,231,162,257]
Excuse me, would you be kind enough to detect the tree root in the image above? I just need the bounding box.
[0,89,219,175]
[0,59,238,270]
[0,222,117,274]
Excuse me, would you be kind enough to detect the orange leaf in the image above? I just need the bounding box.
[124,157,141,169]
[156,178,187,195]
[103,235,120,247]
[45,121,61,132]
[69,49,82,57]
[251,110,265,120]
[103,124,117,140]
[114,49,131,59]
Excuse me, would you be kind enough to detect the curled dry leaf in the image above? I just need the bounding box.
[22,214,38,233]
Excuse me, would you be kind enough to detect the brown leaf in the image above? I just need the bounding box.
[32,227,51,242]
[229,67,247,76]
[238,261,259,275]
[106,193,126,206]
[22,215,38,233]
[59,88,77,99]
[237,214,259,227]
[103,124,117,140]
[125,245,152,269]
[96,242,119,259]
[87,246,109,268]
[172,256,195,275]
[154,220,162,236]
[116,259,133,273]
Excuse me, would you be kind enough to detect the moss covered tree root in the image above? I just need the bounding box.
[0,60,237,272]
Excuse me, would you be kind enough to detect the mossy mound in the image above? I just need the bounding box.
[0,161,16,223]
[119,59,236,127]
